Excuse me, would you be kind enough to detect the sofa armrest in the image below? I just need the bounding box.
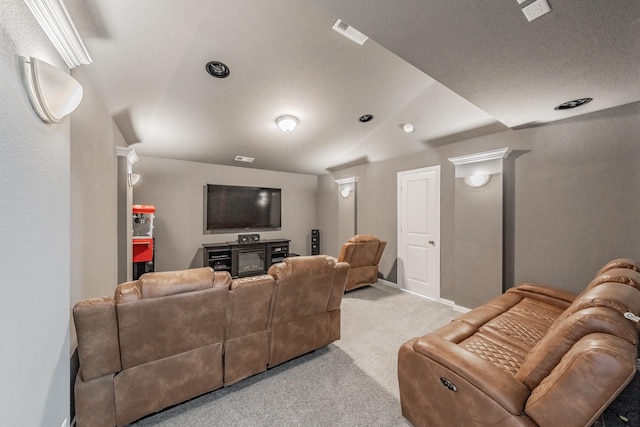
[507,283,576,307]
[525,333,638,427]
[73,297,121,381]
[412,334,530,415]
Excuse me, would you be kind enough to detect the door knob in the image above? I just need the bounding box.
[429,240,435,245]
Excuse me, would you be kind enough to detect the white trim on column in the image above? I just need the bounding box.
[448,147,511,166]
[116,146,139,166]
[448,147,511,178]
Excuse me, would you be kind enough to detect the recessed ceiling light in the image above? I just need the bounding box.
[359,114,374,123]
[205,61,230,78]
[554,97,592,110]
[234,155,254,163]
[402,123,414,133]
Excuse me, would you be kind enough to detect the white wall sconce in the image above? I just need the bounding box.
[21,56,84,123]
[462,174,491,188]
[128,173,141,187]
[24,0,92,68]
[276,115,299,132]
[449,148,511,189]
[335,176,358,198]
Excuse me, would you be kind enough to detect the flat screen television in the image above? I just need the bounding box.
[204,184,282,233]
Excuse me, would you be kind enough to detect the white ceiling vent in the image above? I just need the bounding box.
[332,19,368,45]
[234,155,255,163]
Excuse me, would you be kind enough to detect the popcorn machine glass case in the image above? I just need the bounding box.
[133,205,155,267]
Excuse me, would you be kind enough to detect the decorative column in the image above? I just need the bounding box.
[448,148,511,308]
[116,146,138,283]
[335,176,358,249]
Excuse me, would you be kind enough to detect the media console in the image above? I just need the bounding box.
[202,238,290,278]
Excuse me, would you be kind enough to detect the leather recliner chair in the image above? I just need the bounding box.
[338,234,387,291]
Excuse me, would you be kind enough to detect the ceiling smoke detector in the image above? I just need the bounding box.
[205,61,230,78]
[554,97,593,110]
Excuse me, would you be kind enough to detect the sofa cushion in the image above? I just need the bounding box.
[597,258,640,275]
[117,286,229,369]
[115,267,231,303]
[459,332,528,375]
[224,274,276,386]
[548,281,640,332]
[227,275,276,339]
[586,267,640,292]
[268,255,348,324]
[480,311,550,353]
[515,283,640,390]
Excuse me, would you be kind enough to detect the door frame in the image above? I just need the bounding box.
[397,165,441,300]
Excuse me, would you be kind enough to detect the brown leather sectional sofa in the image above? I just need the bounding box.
[73,255,348,426]
[398,258,640,427]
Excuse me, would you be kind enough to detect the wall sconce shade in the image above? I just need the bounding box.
[335,176,358,198]
[449,147,510,189]
[276,115,299,132]
[24,0,92,68]
[21,56,84,123]
[128,173,141,187]
[462,174,491,188]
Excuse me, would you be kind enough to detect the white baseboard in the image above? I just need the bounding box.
[439,298,455,307]
[377,278,399,289]
[399,288,438,302]
[378,283,471,312]
[435,297,470,313]
[453,304,471,313]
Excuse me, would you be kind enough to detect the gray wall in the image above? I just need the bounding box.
[320,102,640,306]
[317,171,340,257]
[70,68,123,348]
[132,156,318,271]
[453,174,504,307]
[0,1,71,425]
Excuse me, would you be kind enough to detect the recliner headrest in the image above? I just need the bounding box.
[115,267,231,303]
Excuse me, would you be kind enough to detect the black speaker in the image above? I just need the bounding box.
[311,229,320,255]
[238,233,260,244]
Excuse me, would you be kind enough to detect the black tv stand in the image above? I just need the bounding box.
[202,239,290,278]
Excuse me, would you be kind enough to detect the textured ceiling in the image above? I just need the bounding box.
[66,0,639,175]
[311,0,640,128]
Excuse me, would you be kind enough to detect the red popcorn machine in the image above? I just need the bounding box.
[132,204,155,279]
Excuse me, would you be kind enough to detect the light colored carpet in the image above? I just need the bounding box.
[131,283,457,426]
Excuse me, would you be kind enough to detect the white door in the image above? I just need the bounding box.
[397,166,440,300]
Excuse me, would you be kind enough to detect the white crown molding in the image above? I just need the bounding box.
[334,176,359,185]
[116,146,139,165]
[24,0,92,68]
[448,147,511,166]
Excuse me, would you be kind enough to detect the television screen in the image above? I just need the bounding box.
[204,184,281,233]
